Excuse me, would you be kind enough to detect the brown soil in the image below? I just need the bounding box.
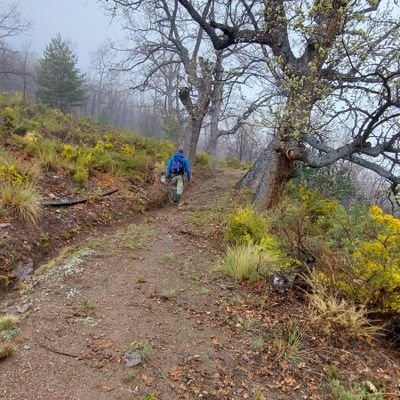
[0,169,399,400]
[0,169,168,286]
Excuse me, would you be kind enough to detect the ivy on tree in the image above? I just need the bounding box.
[36,34,85,112]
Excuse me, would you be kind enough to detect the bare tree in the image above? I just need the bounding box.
[0,2,33,94]
[0,1,30,46]
[103,0,278,161]
[103,0,215,161]
[173,0,400,208]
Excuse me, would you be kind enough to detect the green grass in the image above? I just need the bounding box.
[26,138,67,171]
[251,336,265,351]
[143,394,159,400]
[275,318,306,364]
[198,286,210,295]
[329,379,384,400]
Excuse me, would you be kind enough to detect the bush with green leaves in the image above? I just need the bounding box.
[295,165,356,205]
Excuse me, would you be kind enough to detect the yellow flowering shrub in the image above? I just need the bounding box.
[299,186,339,222]
[61,144,75,159]
[94,140,114,152]
[348,206,400,313]
[0,165,28,185]
[224,207,290,266]
[225,207,268,245]
[121,144,135,155]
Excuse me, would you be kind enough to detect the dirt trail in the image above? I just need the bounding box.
[3,169,399,400]
[0,169,278,400]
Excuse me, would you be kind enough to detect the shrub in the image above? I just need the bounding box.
[72,165,89,185]
[225,207,269,245]
[90,147,114,172]
[344,206,400,313]
[195,152,210,167]
[220,242,281,282]
[0,149,32,184]
[0,182,42,224]
[306,272,381,339]
[0,342,14,361]
[113,151,151,180]
[225,157,242,169]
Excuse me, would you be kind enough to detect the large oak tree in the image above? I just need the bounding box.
[174,0,400,208]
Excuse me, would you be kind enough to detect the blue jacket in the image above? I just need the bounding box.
[166,152,191,181]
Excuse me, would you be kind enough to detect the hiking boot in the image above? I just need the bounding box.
[175,194,181,203]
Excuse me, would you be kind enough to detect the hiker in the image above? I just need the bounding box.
[165,148,191,204]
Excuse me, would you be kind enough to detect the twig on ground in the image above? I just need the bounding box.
[38,342,79,358]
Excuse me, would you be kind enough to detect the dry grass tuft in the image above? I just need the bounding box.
[0,342,15,360]
[0,315,20,361]
[0,182,42,224]
[306,272,381,339]
[0,315,19,331]
[220,242,280,282]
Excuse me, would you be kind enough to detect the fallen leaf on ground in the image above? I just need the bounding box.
[169,366,183,381]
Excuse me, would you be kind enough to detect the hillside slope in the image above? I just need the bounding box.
[0,93,173,286]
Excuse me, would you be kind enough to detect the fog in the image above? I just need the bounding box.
[10,0,119,70]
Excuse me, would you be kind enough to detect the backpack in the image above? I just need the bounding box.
[171,156,183,174]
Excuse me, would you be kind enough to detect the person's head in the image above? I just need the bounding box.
[177,148,184,154]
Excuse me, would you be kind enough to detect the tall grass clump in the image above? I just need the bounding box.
[0,182,42,225]
[0,315,18,331]
[26,138,67,171]
[220,242,281,282]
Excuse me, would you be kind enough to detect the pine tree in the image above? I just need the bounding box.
[36,34,85,112]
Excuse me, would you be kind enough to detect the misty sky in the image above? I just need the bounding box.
[12,0,120,71]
